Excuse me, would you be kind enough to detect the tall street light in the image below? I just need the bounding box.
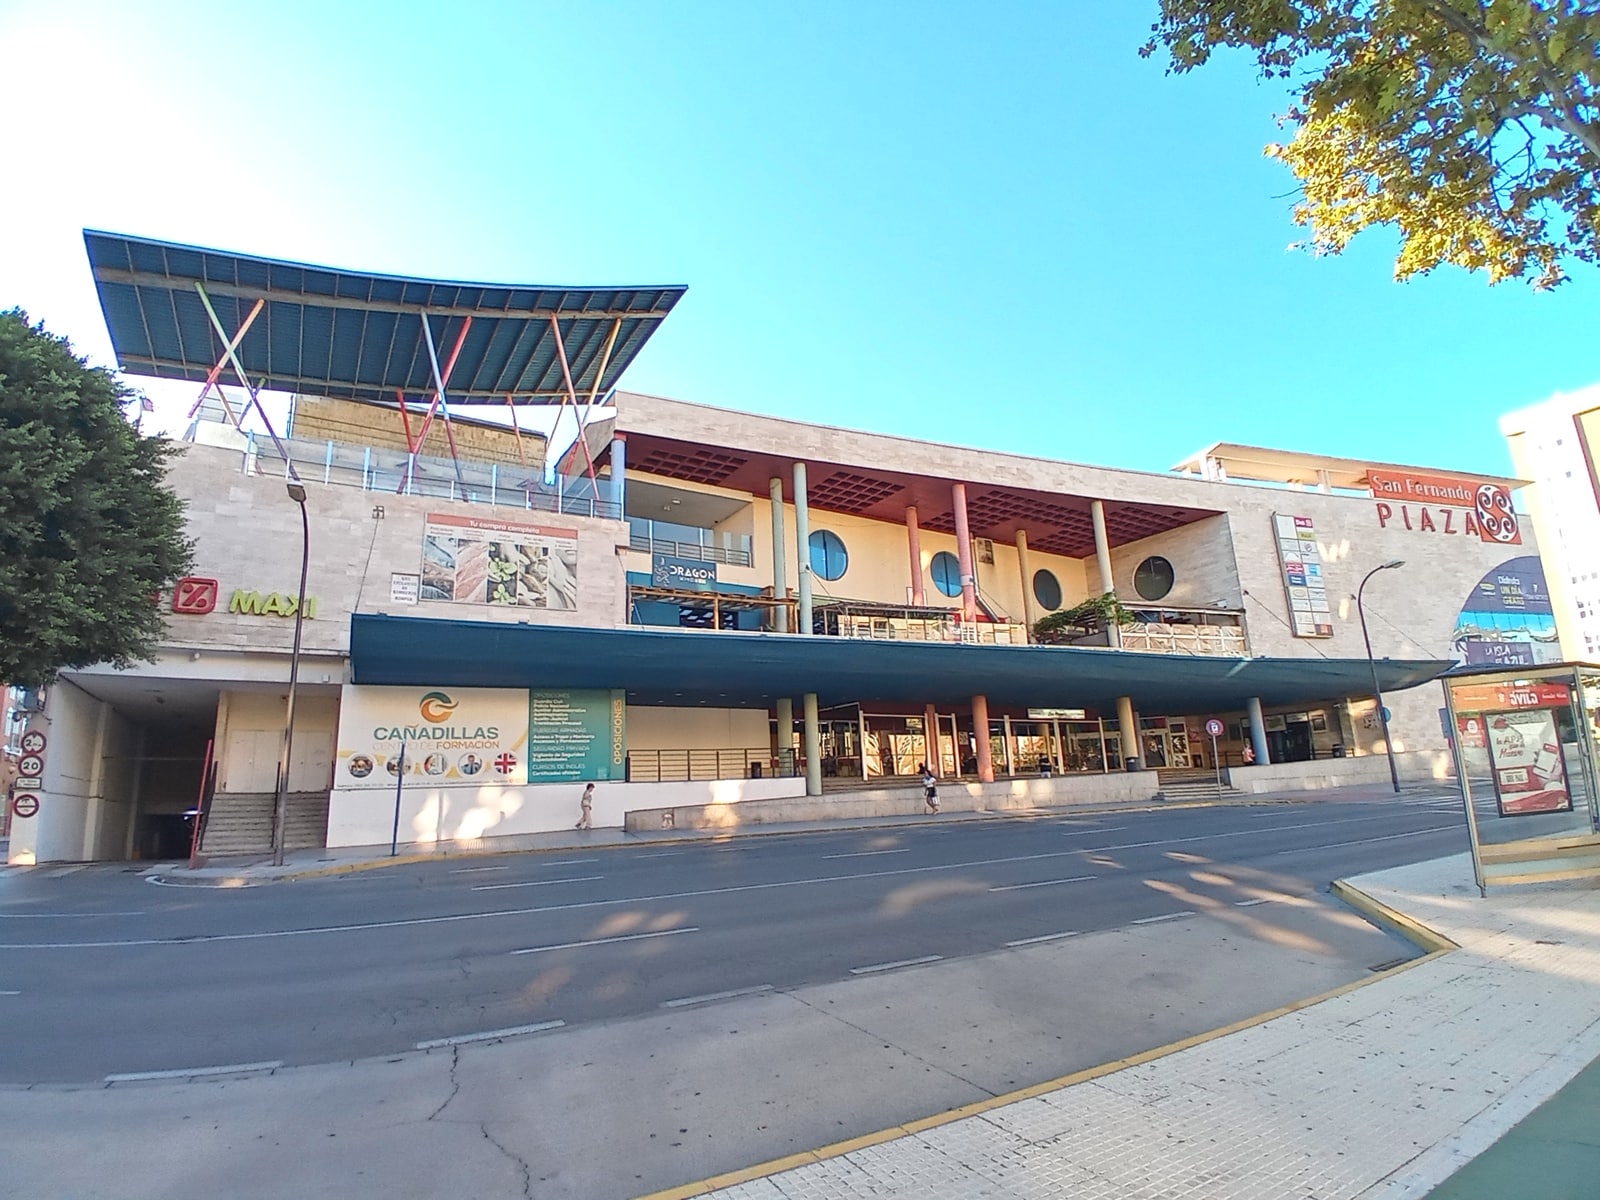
[1357,559,1405,795]
[272,480,311,866]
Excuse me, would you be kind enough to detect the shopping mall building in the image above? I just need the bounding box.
[3,233,1552,864]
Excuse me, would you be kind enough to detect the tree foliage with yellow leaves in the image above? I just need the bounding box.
[1143,1,1599,287]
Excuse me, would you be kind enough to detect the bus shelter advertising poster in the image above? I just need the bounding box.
[421,513,578,610]
[1484,707,1573,817]
[335,686,530,787]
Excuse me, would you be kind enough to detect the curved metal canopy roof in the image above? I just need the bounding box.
[350,614,1452,713]
[84,230,686,404]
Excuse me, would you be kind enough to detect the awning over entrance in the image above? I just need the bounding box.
[349,615,1452,715]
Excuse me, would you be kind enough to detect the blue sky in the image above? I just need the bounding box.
[1,0,1593,479]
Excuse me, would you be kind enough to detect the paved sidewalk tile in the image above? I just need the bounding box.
[691,854,1600,1200]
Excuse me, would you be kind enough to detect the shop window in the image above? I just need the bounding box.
[1032,569,1062,611]
[930,551,963,598]
[1133,555,1175,601]
[809,529,848,581]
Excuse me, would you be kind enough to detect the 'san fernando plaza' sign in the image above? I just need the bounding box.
[1368,470,1521,545]
[334,685,625,788]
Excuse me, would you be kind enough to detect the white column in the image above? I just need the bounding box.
[1246,696,1273,765]
[769,477,788,633]
[1116,695,1139,769]
[794,464,813,634]
[804,693,822,797]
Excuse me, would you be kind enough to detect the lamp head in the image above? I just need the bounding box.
[286,482,308,503]
[1381,559,1405,570]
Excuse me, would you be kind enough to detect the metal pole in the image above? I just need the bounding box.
[1358,561,1405,795]
[272,486,311,866]
[390,742,406,857]
[1211,731,1221,799]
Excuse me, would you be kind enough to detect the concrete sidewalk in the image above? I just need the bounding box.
[656,853,1600,1200]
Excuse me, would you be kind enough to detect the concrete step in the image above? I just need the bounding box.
[200,792,329,855]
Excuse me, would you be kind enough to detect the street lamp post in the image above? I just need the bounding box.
[1357,559,1405,795]
[272,481,311,866]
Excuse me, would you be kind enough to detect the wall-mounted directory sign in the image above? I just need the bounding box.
[1272,514,1332,638]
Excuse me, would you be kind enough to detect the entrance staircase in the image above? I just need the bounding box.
[1155,768,1239,802]
[198,792,330,857]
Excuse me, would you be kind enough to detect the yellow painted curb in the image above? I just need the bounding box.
[633,882,1458,1200]
[1329,878,1459,954]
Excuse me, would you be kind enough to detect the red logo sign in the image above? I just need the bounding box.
[1368,472,1520,545]
[12,793,40,819]
[494,753,518,775]
[172,577,220,615]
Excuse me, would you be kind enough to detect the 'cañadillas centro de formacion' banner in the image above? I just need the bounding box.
[334,686,625,788]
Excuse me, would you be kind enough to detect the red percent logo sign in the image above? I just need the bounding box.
[12,793,40,819]
[172,576,220,615]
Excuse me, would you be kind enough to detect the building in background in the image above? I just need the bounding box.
[1501,384,1600,660]
[1,232,1543,864]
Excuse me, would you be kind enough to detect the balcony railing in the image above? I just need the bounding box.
[626,519,753,567]
[627,747,797,782]
[235,432,622,520]
[832,614,1029,645]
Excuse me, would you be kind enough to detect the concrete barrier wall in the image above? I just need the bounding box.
[1226,750,1456,795]
[622,771,1162,833]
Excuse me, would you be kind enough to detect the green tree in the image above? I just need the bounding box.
[0,310,192,687]
[1144,1,1600,287]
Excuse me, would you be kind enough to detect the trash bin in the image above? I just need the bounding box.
[1332,744,1346,758]
[1125,757,1140,772]
[748,761,763,779]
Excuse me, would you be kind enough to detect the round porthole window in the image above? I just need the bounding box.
[1133,556,1175,602]
[1032,569,1062,611]
[809,530,848,581]
[930,551,963,598]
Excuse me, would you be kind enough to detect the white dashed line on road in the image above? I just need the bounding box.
[1005,931,1081,947]
[416,1020,565,1050]
[449,865,510,874]
[661,984,775,1009]
[822,849,912,860]
[850,955,943,975]
[106,1060,282,1083]
[1234,898,1273,907]
[509,927,699,956]
[990,875,1096,892]
[1131,911,1196,925]
[472,875,604,892]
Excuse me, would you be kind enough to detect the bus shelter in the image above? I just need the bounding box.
[1442,662,1600,893]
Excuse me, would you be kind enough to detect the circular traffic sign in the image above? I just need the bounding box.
[1205,719,1225,738]
[12,793,40,819]
[19,730,46,755]
[18,754,44,777]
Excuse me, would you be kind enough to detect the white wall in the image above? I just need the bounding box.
[215,688,340,793]
[626,706,770,750]
[325,775,805,847]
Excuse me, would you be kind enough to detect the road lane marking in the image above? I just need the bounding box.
[989,875,1096,892]
[661,984,775,1009]
[850,955,943,975]
[509,927,699,956]
[416,1020,565,1049]
[1234,898,1273,907]
[106,1060,282,1082]
[1270,827,1457,854]
[1131,911,1196,925]
[1086,813,1450,853]
[471,875,603,892]
[822,849,911,860]
[0,989,20,995]
[0,911,148,919]
[634,851,681,858]
[449,866,510,874]
[1058,825,1127,834]
[1005,931,1081,947]
[536,858,599,867]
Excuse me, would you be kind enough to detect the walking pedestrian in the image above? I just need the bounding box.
[920,763,939,814]
[575,782,594,830]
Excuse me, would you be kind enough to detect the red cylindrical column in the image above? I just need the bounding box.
[972,694,994,783]
[952,483,977,621]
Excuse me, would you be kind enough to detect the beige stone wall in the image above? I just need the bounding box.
[160,441,628,660]
[290,395,547,470]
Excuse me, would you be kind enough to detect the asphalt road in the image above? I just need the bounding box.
[0,789,1470,1086]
